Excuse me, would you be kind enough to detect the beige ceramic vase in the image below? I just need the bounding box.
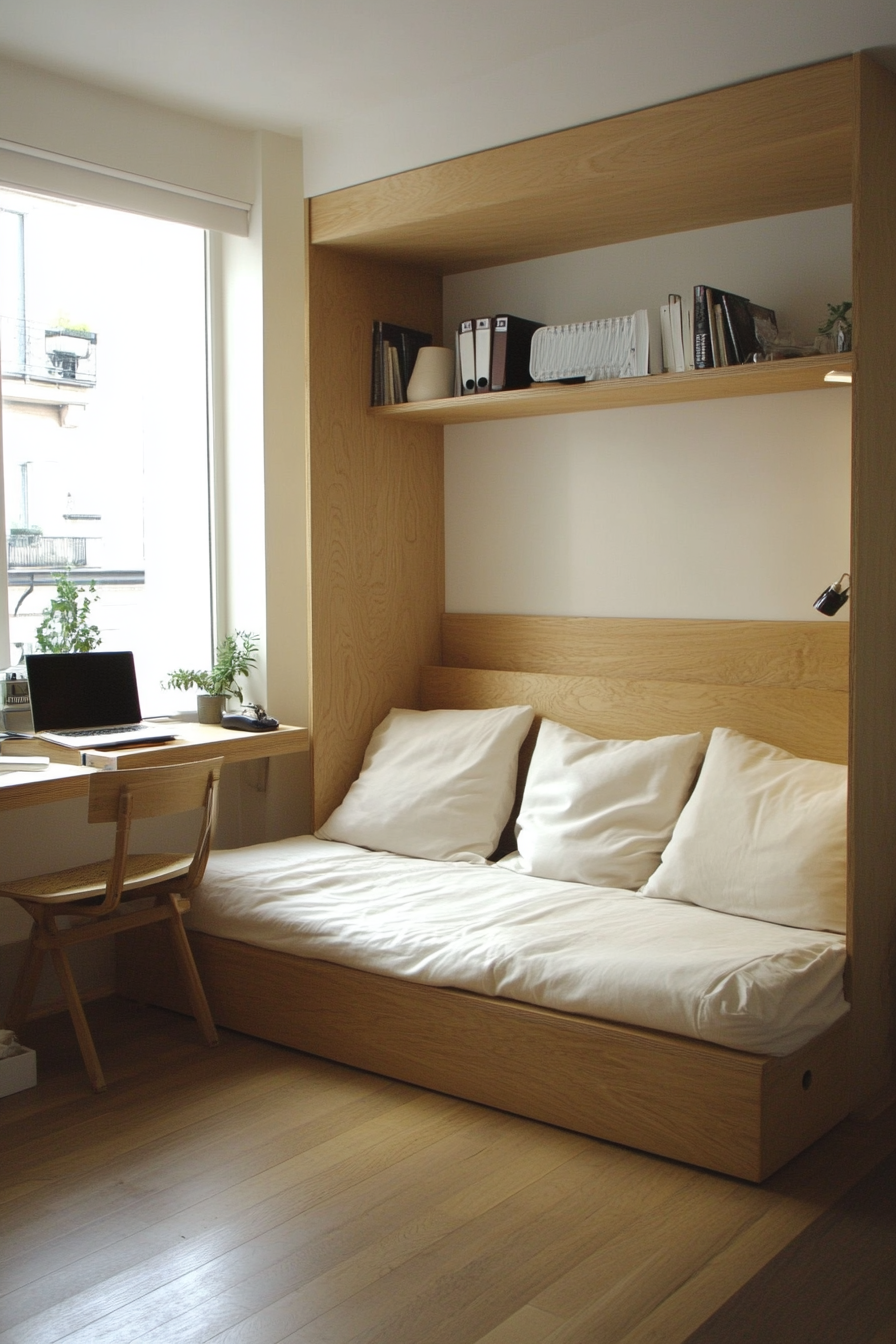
[407,346,456,402]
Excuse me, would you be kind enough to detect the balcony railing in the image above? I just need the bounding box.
[7,535,87,568]
[1,317,97,387]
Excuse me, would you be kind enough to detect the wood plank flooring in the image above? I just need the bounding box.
[1,997,894,1344]
[682,1147,896,1343]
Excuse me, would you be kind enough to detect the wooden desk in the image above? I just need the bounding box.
[0,721,308,812]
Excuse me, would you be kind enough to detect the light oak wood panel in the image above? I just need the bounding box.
[441,614,850,692]
[370,356,853,423]
[307,241,444,827]
[847,54,896,1111]
[117,928,850,1183]
[0,721,308,769]
[0,764,93,812]
[421,666,849,765]
[310,60,853,273]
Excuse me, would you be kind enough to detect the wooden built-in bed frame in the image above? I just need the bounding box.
[122,55,896,1182]
[119,614,855,1183]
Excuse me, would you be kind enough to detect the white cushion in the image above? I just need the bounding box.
[316,705,534,862]
[499,719,705,889]
[640,727,847,933]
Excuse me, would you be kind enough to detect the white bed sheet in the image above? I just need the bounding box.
[191,835,848,1056]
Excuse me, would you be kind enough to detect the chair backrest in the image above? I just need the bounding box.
[85,757,224,912]
[87,757,224,823]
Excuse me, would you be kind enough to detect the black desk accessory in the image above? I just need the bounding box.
[221,704,279,732]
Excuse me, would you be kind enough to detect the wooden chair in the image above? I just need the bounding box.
[0,756,224,1091]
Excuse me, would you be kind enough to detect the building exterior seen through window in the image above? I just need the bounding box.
[0,188,213,715]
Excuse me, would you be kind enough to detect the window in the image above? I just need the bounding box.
[0,187,213,713]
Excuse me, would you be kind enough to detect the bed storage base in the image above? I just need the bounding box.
[117,924,849,1183]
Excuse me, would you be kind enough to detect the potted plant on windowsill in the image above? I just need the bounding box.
[162,632,259,724]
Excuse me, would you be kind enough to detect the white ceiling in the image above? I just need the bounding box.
[0,0,894,194]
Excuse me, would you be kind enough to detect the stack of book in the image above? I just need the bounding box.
[691,287,777,369]
[457,315,543,395]
[370,322,432,406]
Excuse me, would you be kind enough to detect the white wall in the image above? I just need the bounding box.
[302,4,896,195]
[444,208,853,621]
[214,130,310,848]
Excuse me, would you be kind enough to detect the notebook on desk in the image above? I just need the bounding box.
[26,652,176,750]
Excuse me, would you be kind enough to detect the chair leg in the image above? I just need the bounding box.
[165,896,218,1047]
[48,937,106,1093]
[4,922,45,1034]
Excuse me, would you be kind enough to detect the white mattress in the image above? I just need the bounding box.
[190,835,848,1056]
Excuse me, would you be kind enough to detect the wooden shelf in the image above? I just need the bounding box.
[311,60,853,274]
[369,354,853,425]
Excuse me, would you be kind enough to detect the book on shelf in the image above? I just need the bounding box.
[660,294,687,373]
[458,319,476,394]
[370,322,432,406]
[671,295,689,371]
[490,315,544,391]
[692,287,778,368]
[473,317,494,392]
[712,303,730,366]
[660,302,674,373]
[693,285,713,369]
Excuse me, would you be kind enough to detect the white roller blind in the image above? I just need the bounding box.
[0,141,250,235]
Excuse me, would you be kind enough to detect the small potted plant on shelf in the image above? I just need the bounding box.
[817,300,852,354]
[162,631,259,724]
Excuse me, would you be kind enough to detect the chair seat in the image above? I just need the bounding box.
[1,852,193,904]
[3,756,224,1091]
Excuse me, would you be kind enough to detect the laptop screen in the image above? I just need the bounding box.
[26,651,143,732]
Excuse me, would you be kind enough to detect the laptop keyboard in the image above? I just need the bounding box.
[54,725,144,738]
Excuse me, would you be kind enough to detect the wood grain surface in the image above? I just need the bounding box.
[682,1146,896,1344]
[0,764,93,813]
[847,54,896,1112]
[4,998,893,1344]
[368,356,853,423]
[307,242,444,826]
[117,928,851,1183]
[310,60,853,272]
[421,665,849,765]
[441,614,850,692]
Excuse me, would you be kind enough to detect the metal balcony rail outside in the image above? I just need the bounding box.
[7,535,87,568]
[0,316,97,387]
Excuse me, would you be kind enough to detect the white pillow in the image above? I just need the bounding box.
[316,705,534,862]
[499,719,705,890]
[640,727,847,933]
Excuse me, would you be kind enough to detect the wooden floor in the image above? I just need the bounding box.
[1,998,895,1344]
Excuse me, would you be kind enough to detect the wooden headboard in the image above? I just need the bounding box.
[424,614,849,765]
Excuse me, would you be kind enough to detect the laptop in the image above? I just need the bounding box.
[26,651,177,750]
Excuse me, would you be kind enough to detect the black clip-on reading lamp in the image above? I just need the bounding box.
[813,573,850,617]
